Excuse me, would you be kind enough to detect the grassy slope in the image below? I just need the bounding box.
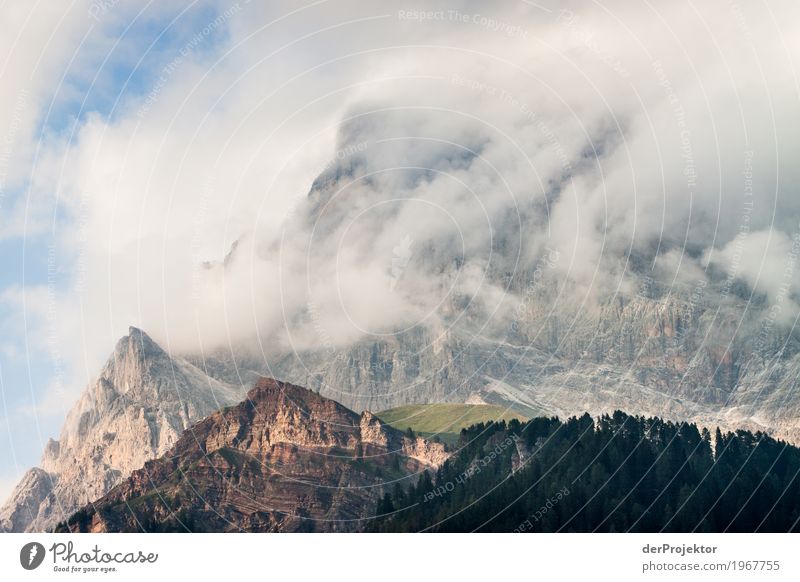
[376,403,527,444]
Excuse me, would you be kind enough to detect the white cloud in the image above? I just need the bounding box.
[3,0,798,407]
[706,228,800,318]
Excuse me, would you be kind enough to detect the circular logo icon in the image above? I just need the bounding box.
[20,542,46,570]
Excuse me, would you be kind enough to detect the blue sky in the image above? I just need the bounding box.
[0,0,242,502]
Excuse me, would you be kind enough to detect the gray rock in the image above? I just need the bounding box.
[0,328,246,532]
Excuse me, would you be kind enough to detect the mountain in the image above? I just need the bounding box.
[371,412,800,532]
[0,328,246,532]
[249,114,800,447]
[271,285,800,445]
[57,378,447,532]
[9,113,797,532]
[180,113,800,449]
[377,403,527,443]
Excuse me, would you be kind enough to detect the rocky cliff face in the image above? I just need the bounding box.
[58,378,447,533]
[0,468,55,534]
[271,284,800,445]
[177,113,800,449]
[0,328,246,532]
[9,113,799,533]
[241,115,800,446]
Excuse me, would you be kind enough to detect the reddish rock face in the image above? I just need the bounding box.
[58,378,447,533]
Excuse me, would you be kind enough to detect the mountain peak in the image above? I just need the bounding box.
[59,377,447,532]
[115,326,163,359]
[128,325,145,336]
[2,327,246,532]
[245,377,344,415]
[248,376,306,398]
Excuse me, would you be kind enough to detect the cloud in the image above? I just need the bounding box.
[705,228,800,319]
[4,0,799,402]
[0,1,88,238]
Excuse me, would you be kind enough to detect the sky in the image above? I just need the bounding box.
[0,0,799,502]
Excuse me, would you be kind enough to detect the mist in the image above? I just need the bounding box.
[7,0,798,409]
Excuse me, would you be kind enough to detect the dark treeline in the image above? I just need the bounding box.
[370,411,800,532]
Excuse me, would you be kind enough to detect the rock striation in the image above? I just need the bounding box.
[272,290,800,445]
[58,378,447,532]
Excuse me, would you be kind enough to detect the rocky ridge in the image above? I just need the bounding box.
[247,117,800,446]
[59,378,447,532]
[0,328,246,532]
[271,290,800,445]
